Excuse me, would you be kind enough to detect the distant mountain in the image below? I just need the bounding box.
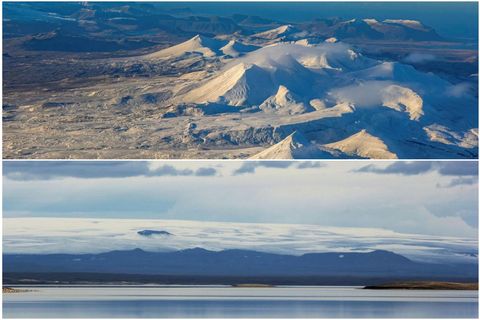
[4,2,448,53]
[231,14,278,27]
[4,248,477,279]
[24,30,156,53]
[302,18,444,42]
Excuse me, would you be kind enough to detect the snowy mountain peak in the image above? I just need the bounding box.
[182,62,274,106]
[323,130,398,159]
[259,85,313,115]
[145,35,226,59]
[253,24,299,40]
[250,131,310,159]
[220,40,258,57]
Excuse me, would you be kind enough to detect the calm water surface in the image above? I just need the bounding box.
[3,286,478,318]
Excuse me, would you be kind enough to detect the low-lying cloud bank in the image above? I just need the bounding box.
[4,217,477,265]
[4,161,327,180]
[3,161,218,180]
[356,161,478,177]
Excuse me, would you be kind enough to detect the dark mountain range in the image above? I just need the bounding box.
[302,18,443,41]
[4,248,477,280]
[4,2,449,54]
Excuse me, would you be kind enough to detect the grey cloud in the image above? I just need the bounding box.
[232,161,326,175]
[356,161,478,177]
[4,161,217,180]
[440,177,478,188]
[296,161,326,169]
[403,53,436,64]
[437,162,478,176]
[153,165,194,176]
[195,167,217,176]
[232,161,293,175]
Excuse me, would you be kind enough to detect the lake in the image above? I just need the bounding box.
[3,286,478,318]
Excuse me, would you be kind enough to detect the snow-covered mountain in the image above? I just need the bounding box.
[252,24,303,41]
[167,40,477,159]
[3,9,476,159]
[145,35,257,60]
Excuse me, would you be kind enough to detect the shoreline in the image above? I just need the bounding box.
[4,282,478,291]
[3,287,33,293]
[364,281,479,290]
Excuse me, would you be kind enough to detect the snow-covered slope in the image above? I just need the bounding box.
[175,41,477,159]
[252,24,300,40]
[220,40,258,57]
[383,19,429,31]
[329,81,424,121]
[323,129,398,159]
[145,35,256,60]
[182,62,274,106]
[250,131,326,159]
[145,35,227,59]
[181,43,373,106]
[259,86,314,115]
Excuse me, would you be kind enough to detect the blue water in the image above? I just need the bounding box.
[3,286,478,318]
[3,299,478,318]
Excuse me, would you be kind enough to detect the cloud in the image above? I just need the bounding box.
[232,161,293,175]
[296,161,326,169]
[3,161,217,180]
[437,162,478,176]
[152,165,194,176]
[439,176,478,188]
[329,81,392,108]
[4,161,477,241]
[195,167,217,176]
[356,161,478,176]
[232,161,327,175]
[403,53,436,64]
[446,83,471,98]
[4,217,477,265]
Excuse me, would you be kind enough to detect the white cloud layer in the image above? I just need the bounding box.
[4,217,477,265]
[3,161,478,239]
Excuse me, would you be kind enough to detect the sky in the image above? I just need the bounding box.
[3,160,478,239]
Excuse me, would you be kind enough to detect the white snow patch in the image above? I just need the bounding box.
[383,19,427,31]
